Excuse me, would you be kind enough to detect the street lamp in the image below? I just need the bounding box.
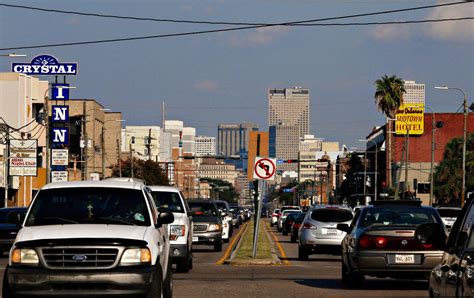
[435,86,468,206]
[359,139,378,201]
[0,53,26,57]
[44,85,76,183]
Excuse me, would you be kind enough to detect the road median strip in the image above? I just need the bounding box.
[215,221,248,265]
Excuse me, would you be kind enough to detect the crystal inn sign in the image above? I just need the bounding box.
[12,55,77,75]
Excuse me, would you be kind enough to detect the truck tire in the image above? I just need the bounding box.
[163,259,173,298]
[214,241,223,252]
[176,248,192,273]
[146,265,163,298]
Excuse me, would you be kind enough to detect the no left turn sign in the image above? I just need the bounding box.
[253,157,276,181]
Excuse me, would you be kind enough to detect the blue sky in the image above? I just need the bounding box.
[1,0,473,148]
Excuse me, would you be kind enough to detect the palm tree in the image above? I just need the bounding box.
[374,75,406,198]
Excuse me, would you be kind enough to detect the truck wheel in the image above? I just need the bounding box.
[2,266,12,298]
[341,263,364,289]
[176,248,192,273]
[214,241,223,252]
[298,246,309,261]
[146,265,163,298]
[163,259,173,298]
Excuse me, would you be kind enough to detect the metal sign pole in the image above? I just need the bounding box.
[252,180,265,257]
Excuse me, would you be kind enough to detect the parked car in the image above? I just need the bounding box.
[2,180,174,297]
[338,200,445,288]
[436,207,462,232]
[282,211,303,236]
[188,200,223,252]
[214,200,233,242]
[290,213,306,243]
[278,209,302,232]
[428,200,474,297]
[149,185,194,273]
[298,205,353,260]
[0,207,27,256]
[271,209,281,226]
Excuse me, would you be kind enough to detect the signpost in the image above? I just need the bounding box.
[395,103,424,135]
[9,140,37,176]
[252,157,276,257]
[12,55,78,75]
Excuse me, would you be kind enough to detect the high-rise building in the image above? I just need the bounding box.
[269,124,299,171]
[403,80,425,104]
[268,87,310,138]
[217,122,258,157]
[299,135,323,152]
[195,136,216,157]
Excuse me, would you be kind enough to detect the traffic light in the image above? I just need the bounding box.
[285,159,299,163]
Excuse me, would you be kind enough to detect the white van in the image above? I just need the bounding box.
[2,180,174,297]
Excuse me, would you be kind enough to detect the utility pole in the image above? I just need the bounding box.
[83,101,88,180]
[462,94,467,206]
[130,136,135,178]
[147,128,152,161]
[3,142,8,207]
[363,148,368,196]
[404,126,410,199]
[430,113,436,206]
[45,89,50,184]
[101,125,106,179]
[117,138,122,177]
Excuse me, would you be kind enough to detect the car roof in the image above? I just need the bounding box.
[41,180,144,190]
[311,205,352,211]
[436,207,462,210]
[147,185,180,193]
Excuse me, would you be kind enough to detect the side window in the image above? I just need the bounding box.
[447,203,473,254]
[181,195,191,214]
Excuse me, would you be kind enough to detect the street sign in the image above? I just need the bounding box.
[9,140,37,176]
[52,106,69,122]
[52,84,70,100]
[51,149,69,166]
[12,55,78,75]
[253,157,276,181]
[395,103,424,135]
[51,171,68,183]
[52,128,69,144]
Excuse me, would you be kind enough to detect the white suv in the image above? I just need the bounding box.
[149,186,193,273]
[2,180,174,297]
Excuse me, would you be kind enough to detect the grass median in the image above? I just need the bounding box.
[234,219,272,261]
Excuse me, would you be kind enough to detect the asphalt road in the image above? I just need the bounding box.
[0,220,430,297]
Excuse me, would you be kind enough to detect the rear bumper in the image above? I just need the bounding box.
[5,265,156,297]
[348,250,443,277]
[300,230,344,247]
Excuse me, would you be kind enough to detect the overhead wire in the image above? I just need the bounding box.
[0,2,472,50]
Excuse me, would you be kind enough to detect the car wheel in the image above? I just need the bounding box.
[290,235,296,243]
[2,266,11,298]
[282,229,288,236]
[162,259,173,298]
[188,253,193,270]
[298,246,309,261]
[341,262,364,289]
[176,255,190,273]
[214,241,223,252]
[146,265,163,298]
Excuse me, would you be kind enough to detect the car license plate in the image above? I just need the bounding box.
[395,254,415,264]
[326,228,337,235]
[192,237,199,242]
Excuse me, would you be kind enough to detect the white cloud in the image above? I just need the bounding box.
[225,26,291,47]
[193,80,218,92]
[424,0,474,42]
[371,1,473,43]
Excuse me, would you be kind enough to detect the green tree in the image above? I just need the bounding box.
[339,153,365,206]
[374,75,406,118]
[111,158,169,186]
[203,178,239,203]
[434,134,474,206]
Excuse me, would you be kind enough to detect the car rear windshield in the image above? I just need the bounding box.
[437,209,461,218]
[311,209,353,223]
[25,188,151,227]
[151,191,185,213]
[360,207,438,227]
[188,202,218,217]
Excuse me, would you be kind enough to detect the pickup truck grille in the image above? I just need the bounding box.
[193,224,208,232]
[41,247,119,269]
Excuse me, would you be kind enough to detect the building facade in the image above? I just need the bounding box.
[269,124,299,171]
[217,122,258,157]
[403,80,425,104]
[198,158,238,186]
[268,87,310,138]
[122,126,160,161]
[195,136,216,157]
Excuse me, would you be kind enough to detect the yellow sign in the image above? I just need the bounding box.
[395,103,424,135]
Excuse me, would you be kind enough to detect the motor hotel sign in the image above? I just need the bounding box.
[395,103,424,136]
[12,55,77,75]
[9,140,37,176]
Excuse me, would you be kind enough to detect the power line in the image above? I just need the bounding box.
[0,1,470,26]
[0,5,472,50]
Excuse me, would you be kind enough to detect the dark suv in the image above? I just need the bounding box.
[188,200,223,252]
[0,207,28,256]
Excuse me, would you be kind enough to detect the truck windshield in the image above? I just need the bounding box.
[150,191,185,213]
[25,188,151,227]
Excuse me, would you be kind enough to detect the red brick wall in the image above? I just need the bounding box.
[393,113,474,163]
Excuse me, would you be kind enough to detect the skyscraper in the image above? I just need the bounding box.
[268,87,310,138]
[217,122,258,157]
[269,124,300,172]
[403,80,425,104]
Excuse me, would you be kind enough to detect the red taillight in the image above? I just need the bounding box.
[375,237,387,248]
[303,223,317,229]
[359,235,371,248]
[422,243,433,249]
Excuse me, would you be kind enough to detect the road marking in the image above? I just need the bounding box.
[266,223,291,266]
[215,222,248,265]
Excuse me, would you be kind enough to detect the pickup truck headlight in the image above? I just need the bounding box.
[120,248,151,266]
[208,224,221,232]
[170,225,185,241]
[12,248,39,266]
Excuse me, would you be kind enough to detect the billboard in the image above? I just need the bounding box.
[9,140,37,176]
[395,103,424,135]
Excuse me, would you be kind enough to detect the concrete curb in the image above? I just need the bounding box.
[225,222,249,264]
[262,221,281,264]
